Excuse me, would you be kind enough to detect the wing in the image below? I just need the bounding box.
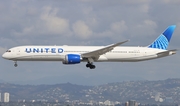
[81,40,128,58]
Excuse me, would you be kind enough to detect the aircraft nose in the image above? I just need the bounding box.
[2,53,9,59]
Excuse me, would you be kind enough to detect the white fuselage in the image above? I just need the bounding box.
[2,45,169,62]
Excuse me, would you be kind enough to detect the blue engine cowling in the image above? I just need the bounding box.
[63,54,81,64]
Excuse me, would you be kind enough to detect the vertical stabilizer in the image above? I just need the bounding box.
[148,25,176,50]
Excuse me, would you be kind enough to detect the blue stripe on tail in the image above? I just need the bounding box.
[148,25,176,50]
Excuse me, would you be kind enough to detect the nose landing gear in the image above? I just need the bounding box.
[14,61,18,67]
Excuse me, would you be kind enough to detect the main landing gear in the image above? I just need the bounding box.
[86,62,96,69]
[14,61,18,67]
[86,58,96,69]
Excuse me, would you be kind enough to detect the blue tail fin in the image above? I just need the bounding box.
[148,25,176,50]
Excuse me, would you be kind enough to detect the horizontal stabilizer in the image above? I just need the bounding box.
[157,49,177,57]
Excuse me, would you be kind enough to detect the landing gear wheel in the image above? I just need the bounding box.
[86,64,90,67]
[14,61,18,67]
[90,65,95,69]
[86,63,96,69]
[14,64,18,67]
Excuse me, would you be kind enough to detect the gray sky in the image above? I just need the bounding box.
[0,0,180,85]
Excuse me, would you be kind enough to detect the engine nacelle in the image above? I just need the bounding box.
[62,54,81,64]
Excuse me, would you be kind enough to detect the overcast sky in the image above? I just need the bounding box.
[0,0,180,85]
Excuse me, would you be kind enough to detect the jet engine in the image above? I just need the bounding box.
[62,54,81,64]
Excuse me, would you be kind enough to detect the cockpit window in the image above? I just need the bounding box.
[6,50,11,52]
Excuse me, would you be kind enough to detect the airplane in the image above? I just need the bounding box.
[2,25,177,69]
